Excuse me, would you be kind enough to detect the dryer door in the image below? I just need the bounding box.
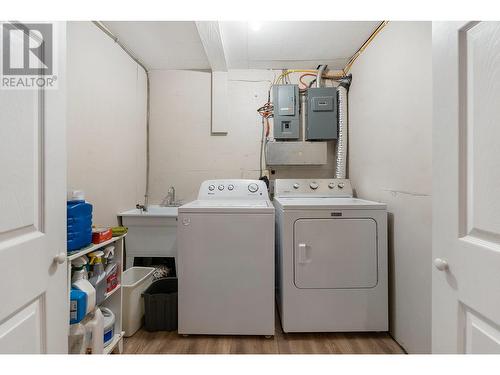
[294,218,378,289]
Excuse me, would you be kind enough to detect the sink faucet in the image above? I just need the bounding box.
[161,186,176,207]
[136,203,147,212]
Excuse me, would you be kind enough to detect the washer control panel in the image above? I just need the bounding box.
[274,179,353,197]
[199,179,269,200]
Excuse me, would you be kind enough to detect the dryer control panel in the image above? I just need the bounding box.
[274,179,353,198]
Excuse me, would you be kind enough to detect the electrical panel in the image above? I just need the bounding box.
[306,87,338,140]
[272,84,300,140]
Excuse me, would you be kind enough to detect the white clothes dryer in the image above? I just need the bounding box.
[274,179,388,332]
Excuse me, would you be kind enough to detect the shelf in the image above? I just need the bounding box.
[67,232,125,355]
[67,234,126,261]
[103,331,124,354]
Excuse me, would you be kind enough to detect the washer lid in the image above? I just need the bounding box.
[179,199,274,214]
[273,197,386,210]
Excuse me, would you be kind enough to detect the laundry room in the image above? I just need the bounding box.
[66,20,431,355]
[2,1,500,370]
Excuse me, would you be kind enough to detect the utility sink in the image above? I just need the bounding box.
[118,205,178,268]
[119,205,178,217]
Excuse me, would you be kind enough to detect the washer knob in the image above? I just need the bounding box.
[228,184,234,191]
[310,182,319,190]
[338,182,345,189]
[218,184,224,191]
[248,183,259,193]
[208,184,215,191]
[328,182,335,189]
[293,183,300,189]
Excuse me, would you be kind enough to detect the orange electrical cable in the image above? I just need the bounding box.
[299,73,317,90]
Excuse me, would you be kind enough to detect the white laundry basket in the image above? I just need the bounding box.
[122,267,155,337]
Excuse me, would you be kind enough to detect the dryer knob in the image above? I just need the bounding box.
[218,184,224,191]
[248,183,259,193]
[310,182,319,190]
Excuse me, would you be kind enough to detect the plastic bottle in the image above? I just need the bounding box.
[67,190,93,252]
[72,278,96,315]
[84,308,104,354]
[71,256,89,284]
[88,250,107,305]
[69,322,89,354]
[104,246,118,293]
[101,307,116,347]
[70,288,87,324]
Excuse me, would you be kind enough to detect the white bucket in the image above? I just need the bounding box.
[122,267,155,337]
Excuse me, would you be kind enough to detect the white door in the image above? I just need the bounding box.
[433,21,500,353]
[0,22,67,353]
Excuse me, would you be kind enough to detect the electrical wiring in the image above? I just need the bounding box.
[343,21,389,75]
[257,105,272,138]
[257,91,274,176]
[259,117,266,177]
[299,73,317,90]
[274,69,319,84]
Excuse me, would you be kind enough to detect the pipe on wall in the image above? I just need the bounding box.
[316,65,327,88]
[335,75,352,179]
[92,21,151,211]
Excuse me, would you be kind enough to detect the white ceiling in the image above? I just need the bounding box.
[103,21,210,70]
[220,21,380,69]
[102,21,381,71]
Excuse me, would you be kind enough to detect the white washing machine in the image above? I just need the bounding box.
[274,179,388,332]
[177,179,275,336]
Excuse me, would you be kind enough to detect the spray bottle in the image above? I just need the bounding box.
[88,250,107,305]
[103,245,118,293]
[71,256,96,316]
[71,256,89,283]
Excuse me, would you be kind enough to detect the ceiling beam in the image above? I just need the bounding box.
[196,21,229,135]
[195,21,227,71]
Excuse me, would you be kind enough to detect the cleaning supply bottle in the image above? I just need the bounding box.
[70,288,87,324]
[101,307,116,347]
[69,322,89,354]
[67,190,93,252]
[71,257,96,316]
[71,256,89,284]
[83,308,104,354]
[88,250,107,305]
[72,278,96,315]
[103,246,118,293]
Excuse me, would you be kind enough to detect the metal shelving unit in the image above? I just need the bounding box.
[67,234,126,354]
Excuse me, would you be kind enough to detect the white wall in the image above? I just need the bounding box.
[149,69,336,204]
[348,21,432,353]
[67,22,147,226]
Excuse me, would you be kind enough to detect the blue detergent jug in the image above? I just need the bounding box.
[70,288,87,324]
[67,190,93,252]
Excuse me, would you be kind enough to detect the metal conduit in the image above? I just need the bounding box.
[335,75,352,179]
[92,21,151,211]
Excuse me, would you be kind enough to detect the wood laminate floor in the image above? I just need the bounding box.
[123,316,405,354]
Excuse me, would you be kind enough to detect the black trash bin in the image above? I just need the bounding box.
[142,277,178,331]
